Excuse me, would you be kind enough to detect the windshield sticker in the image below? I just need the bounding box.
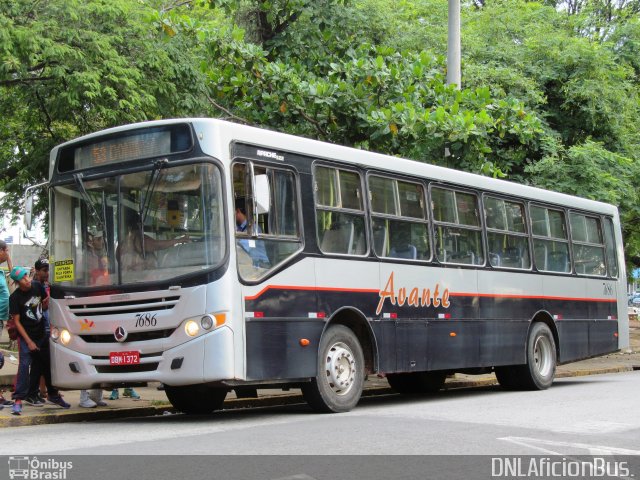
[376,272,450,316]
[54,259,75,282]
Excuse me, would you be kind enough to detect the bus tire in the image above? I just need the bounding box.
[494,366,522,390]
[521,322,557,390]
[496,322,556,391]
[387,371,447,394]
[165,384,227,414]
[302,324,364,413]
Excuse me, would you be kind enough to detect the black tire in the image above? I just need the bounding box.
[165,384,227,414]
[302,324,365,413]
[494,365,522,390]
[521,322,557,390]
[387,371,447,394]
[496,322,556,391]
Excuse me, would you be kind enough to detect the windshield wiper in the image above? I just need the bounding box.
[138,159,168,259]
[73,173,109,257]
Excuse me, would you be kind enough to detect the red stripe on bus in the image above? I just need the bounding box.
[245,285,617,304]
[449,292,617,303]
[244,285,379,301]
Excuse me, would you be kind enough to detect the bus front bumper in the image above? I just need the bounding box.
[50,327,235,389]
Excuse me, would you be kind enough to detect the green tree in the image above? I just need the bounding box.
[0,0,211,221]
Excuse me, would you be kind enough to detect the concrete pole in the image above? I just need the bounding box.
[447,0,461,89]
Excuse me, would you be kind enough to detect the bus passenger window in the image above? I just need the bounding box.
[530,205,571,273]
[368,175,430,261]
[233,162,302,281]
[431,187,483,265]
[315,166,367,256]
[570,212,606,276]
[484,196,530,269]
[603,218,618,278]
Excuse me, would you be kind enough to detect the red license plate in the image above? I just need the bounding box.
[109,351,140,366]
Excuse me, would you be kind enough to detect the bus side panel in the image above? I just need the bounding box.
[245,319,324,380]
[589,320,619,357]
[426,321,481,371]
[396,320,429,371]
[371,320,397,373]
[479,319,528,366]
[556,321,590,363]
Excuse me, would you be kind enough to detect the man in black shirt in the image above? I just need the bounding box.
[9,266,69,415]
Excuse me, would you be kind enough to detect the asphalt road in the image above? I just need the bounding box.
[2,371,639,457]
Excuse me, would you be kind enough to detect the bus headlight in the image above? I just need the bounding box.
[185,320,199,337]
[200,315,214,330]
[60,329,72,346]
[51,326,60,341]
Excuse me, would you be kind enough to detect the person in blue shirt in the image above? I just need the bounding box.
[0,241,13,407]
[235,198,270,268]
[0,241,12,338]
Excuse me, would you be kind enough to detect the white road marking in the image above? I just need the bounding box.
[498,436,640,455]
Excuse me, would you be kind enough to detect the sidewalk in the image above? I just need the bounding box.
[1,321,638,428]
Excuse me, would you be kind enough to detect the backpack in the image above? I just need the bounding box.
[6,316,18,341]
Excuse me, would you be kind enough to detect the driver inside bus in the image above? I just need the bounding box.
[117,210,191,271]
[235,198,269,268]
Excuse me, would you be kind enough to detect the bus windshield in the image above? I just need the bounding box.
[50,162,225,286]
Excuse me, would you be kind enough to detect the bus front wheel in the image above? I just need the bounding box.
[165,384,227,414]
[302,324,365,413]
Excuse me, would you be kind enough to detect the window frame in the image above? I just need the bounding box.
[529,203,572,275]
[429,184,486,267]
[568,210,607,278]
[231,158,304,283]
[603,216,619,279]
[482,194,532,271]
[313,162,369,257]
[366,172,432,263]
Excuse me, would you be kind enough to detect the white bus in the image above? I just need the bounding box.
[44,119,629,414]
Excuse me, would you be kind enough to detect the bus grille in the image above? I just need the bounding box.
[68,296,180,317]
[79,329,175,343]
[95,363,159,374]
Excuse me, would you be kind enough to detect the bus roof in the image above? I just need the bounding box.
[50,118,618,217]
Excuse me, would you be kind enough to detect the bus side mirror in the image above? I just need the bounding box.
[24,192,34,231]
[254,174,270,214]
[23,181,48,233]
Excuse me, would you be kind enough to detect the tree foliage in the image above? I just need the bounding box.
[1,0,639,275]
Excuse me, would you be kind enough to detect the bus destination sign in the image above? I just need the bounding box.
[74,131,171,170]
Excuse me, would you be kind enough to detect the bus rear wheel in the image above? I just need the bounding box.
[165,384,227,414]
[387,371,447,394]
[302,324,365,413]
[496,322,557,391]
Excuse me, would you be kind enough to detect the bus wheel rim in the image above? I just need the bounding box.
[325,342,356,396]
[533,335,553,378]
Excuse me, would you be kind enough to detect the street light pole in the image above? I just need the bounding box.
[444,0,461,165]
[447,0,461,88]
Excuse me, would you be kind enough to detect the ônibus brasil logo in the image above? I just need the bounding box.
[8,456,73,480]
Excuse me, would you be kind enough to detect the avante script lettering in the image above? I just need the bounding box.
[376,272,450,316]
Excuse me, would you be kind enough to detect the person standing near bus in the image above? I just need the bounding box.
[0,241,12,340]
[33,258,51,400]
[9,266,70,415]
[0,241,13,407]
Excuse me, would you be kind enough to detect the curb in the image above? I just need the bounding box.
[0,365,634,428]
